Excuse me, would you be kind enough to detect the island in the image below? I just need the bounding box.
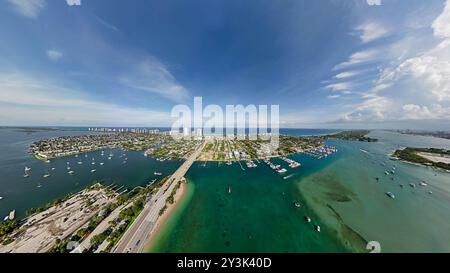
[148,135,328,162]
[392,147,450,171]
[29,132,171,160]
[321,130,378,142]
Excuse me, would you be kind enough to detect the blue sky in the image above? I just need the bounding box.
[0,0,449,129]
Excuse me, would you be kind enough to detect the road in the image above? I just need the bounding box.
[72,202,130,253]
[113,141,206,253]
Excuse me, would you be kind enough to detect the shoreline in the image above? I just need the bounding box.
[143,180,189,252]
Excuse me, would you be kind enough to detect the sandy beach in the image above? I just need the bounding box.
[143,181,188,252]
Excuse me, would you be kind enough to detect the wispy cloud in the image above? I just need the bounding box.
[7,0,46,18]
[119,59,189,103]
[0,73,173,126]
[340,0,450,123]
[334,70,365,79]
[333,49,380,70]
[356,22,390,44]
[325,82,354,92]
[327,94,341,99]
[46,50,63,61]
[95,16,120,33]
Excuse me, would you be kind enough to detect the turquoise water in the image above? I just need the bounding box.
[149,153,354,253]
[0,128,181,219]
[299,131,450,252]
[3,127,450,252]
[150,131,450,253]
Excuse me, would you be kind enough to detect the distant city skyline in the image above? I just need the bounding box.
[1,0,449,130]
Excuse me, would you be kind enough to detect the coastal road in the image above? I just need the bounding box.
[113,141,206,253]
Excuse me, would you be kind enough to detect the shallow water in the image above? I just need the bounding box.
[150,131,450,253]
[299,131,450,252]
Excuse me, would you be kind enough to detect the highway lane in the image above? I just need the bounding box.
[113,141,206,253]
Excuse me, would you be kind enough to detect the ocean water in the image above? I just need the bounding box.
[149,130,450,253]
[0,128,181,219]
[3,127,450,253]
[149,153,352,253]
[299,131,450,252]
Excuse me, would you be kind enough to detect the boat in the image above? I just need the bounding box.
[43,173,51,178]
[419,182,428,187]
[304,216,311,223]
[315,225,321,232]
[78,161,83,165]
[51,167,56,171]
[25,167,31,172]
[68,170,75,175]
[277,168,287,174]
[293,201,301,208]
[0,197,3,201]
[90,169,96,173]
[226,161,232,166]
[384,171,390,175]
[409,183,416,188]
[85,155,88,158]
[108,157,112,160]
[3,216,9,221]
[37,185,42,188]
[429,191,433,195]
[91,162,96,165]
[228,186,232,194]
[45,160,51,163]
[67,166,71,170]
[100,162,104,166]
[154,172,162,176]
[23,173,30,178]
[122,161,127,164]
[385,192,395,199]
[283,174,294,180]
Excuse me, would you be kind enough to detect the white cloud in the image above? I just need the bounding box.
[335,70,364,79]
[326,82,353,92]
[340,0,450,124]
[401,104,433,120]
[46,50,63,61]
[66,0,81,6]
[366,0,382,6]
[334,49,380,70]
[432,0,450,39]
[356,22,390,44]
[119,59,189,103]
[0,73,173,126]
[7,0,46,18]
[327,94,341,99]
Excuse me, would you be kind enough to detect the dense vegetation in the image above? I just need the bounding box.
[323,130,378,142]
[0,220,20,245]
[393,148,450,171]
